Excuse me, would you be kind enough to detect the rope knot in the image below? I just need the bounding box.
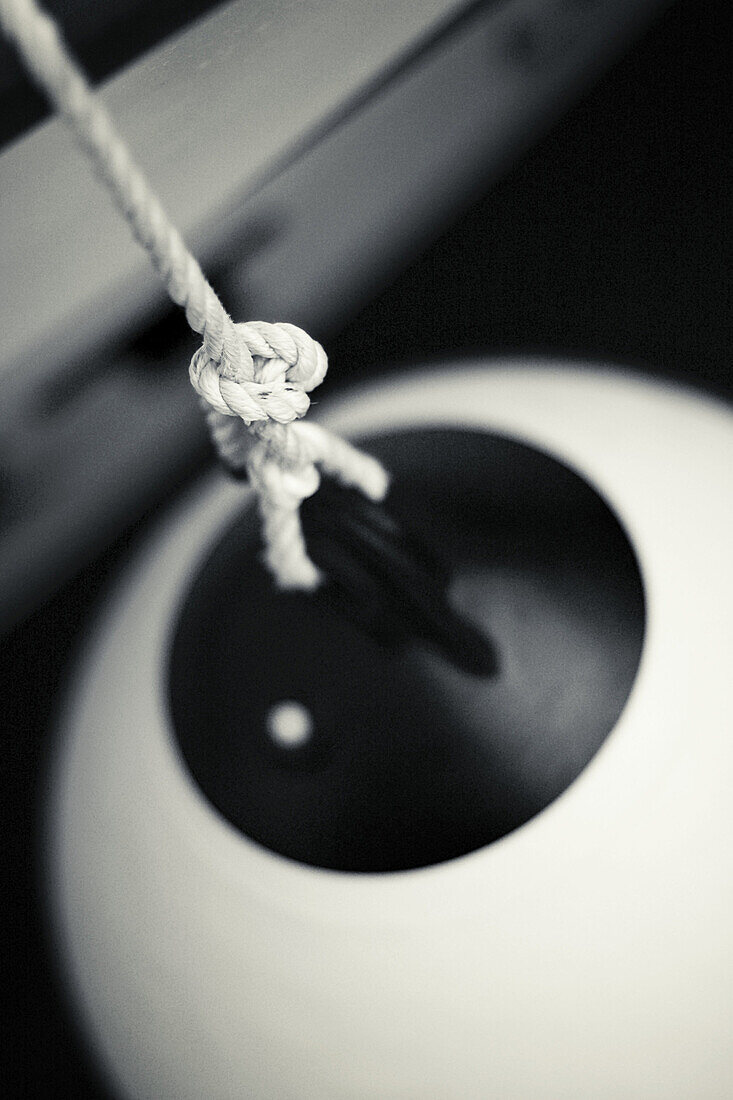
[189,320,328,425]
[191,317,388,592]
[0,0,388,594]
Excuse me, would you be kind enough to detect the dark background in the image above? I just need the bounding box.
[2,0,730,1095]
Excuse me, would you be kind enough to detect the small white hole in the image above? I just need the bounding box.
[266,700,314,749]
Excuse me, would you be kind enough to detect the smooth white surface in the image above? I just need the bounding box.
[48,362,733,1099]
[266,700,314,749]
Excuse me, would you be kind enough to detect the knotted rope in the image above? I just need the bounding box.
[0,0,388,589]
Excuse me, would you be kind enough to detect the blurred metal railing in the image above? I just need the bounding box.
[0,0,670,629]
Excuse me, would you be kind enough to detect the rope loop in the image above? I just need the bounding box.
[189,320,328,425]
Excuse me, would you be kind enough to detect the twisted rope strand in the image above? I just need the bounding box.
[0,0,388,589]
[0,0,240,374]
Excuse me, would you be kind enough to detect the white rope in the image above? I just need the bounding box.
[0,0,388,589]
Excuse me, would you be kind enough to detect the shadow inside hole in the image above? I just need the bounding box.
[168,429,645,872]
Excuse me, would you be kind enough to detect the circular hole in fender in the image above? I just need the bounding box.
[168,429,645,873]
